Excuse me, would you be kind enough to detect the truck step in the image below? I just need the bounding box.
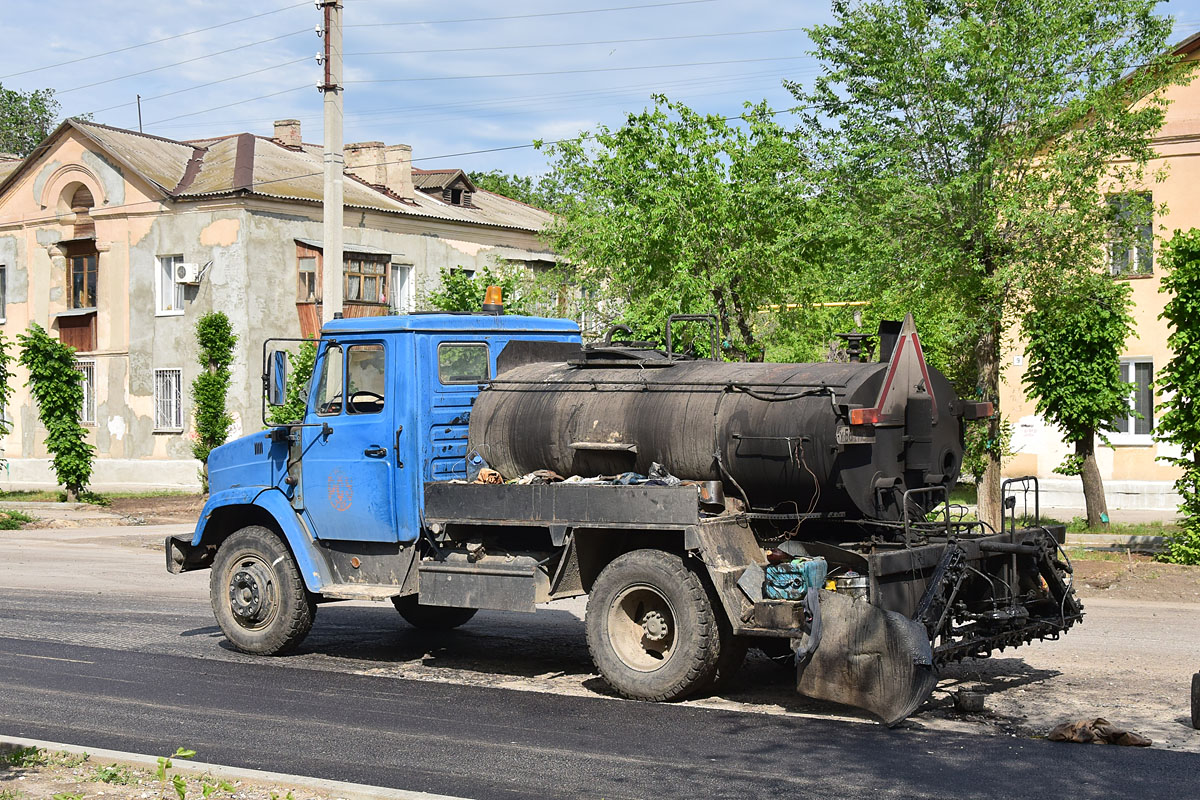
[320,584,404,601]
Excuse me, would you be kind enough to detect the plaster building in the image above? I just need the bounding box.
[1000,34,1200,511]
[0,118,557,490]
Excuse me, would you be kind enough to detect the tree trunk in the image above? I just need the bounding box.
[975,322,1003,530]
[1077,433,1108,529]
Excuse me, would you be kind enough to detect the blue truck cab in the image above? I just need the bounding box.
[167,312,579,651]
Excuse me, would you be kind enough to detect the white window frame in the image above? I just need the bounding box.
[156,255,186,316]
[0,264,7,323]
[74,359,96,426]
[1108,193,1153,277]
[390,262,414,313]
[1110,358,1154,445]
[154,368,183,431]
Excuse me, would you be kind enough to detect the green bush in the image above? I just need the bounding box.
[191,312,238,467]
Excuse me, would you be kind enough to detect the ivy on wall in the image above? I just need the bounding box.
[17,323,94,498]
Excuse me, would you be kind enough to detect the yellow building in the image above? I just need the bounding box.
[1000,33,1200,511]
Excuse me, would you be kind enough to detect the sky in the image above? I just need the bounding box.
[3,0,1200,178]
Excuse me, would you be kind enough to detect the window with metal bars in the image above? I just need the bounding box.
[154,368,183,431]
[74,360,95,425]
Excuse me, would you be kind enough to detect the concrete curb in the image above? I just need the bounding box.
[1064,533,1165,553]
[0,736,467,800]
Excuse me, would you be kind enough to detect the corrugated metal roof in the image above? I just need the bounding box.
[4,121,553,233]
[74,121,197,193]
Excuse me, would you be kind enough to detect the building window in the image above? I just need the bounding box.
[344,254,388,304]
[298,256,318,302]
[0,264,6,322]
[68,252,98,308]
[154,368,183,431]
[1108,193,1153,277]
[390,263,413,313]
[157,255,185,315]
[74,360,96,425]
[1113,359,1153,440]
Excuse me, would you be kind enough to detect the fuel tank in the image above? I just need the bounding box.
[469,316,966,520]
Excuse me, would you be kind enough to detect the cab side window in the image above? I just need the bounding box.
[346,344,386,414]
[314,344,344,416]
[438,342,490,384]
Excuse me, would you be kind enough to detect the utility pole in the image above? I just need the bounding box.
[319,0,344,323]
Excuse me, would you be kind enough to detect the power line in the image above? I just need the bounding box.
[345,0,720,29]
[345,27,808,58]
[0,1,311,80]
[86,59,311,117]
[58,30,311,95]
[146,66,802,131]
[144,85,314,126]
[347,56,811,85]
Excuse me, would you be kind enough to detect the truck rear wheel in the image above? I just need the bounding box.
[586,549,722,702]
[392,595,477,630]
[209,526,315,655]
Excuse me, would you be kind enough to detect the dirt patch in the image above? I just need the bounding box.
[1073,557,1200,604]
[0,749,348,800]
[104,495,206,525]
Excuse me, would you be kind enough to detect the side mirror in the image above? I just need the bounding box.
[267,350,288,406]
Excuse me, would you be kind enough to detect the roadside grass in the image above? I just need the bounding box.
[0,509,37,530]
[1065,546,1151,563]
[0,488,200,506]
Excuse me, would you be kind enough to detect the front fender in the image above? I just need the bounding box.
[192,487,333,593]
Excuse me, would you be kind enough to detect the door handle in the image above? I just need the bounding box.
[364,446,387,458]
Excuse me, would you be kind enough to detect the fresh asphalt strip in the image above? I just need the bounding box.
[2,635,1199,799]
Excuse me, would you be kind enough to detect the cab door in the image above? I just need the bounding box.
[301,339,399,542]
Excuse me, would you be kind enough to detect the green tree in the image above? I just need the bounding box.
[794,0,1189,524]
[0,84,60,157]
[266,339,317,425]
[1156,230,1200,564]
[539,96,824,360]
[1022,273,1134,527]
[17,323,94,499]
[191,312,238,489]
[468,170,564,211]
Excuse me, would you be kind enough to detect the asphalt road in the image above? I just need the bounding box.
[1,525,1199,799]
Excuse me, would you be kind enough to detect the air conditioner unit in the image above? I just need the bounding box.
[175,262,202,284]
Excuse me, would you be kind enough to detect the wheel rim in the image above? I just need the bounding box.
[227,555,278,630]
[607,583,678,672]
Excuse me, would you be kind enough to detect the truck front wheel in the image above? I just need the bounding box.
[209,526,315,655]
[586,549,722,702]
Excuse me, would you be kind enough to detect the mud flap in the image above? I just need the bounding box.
[795,590,938,727]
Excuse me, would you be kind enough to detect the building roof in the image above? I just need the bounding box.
[0,120,552,234]
[412,168,477,192]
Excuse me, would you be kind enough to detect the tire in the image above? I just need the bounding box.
[586,549,722,702]
[209,526,315,655]
[706,610,749,694]
[392,595,477,630]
